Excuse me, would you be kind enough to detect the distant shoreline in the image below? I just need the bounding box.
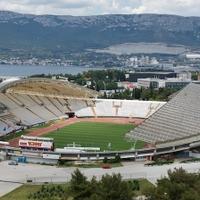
[0,64,108,76]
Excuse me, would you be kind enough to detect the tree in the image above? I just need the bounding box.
[144,168,200,200]
[70,169,91,200]
[113,154,121,163]
[98,174,133,200]
[29,170,138,200]
[103,157,108,163]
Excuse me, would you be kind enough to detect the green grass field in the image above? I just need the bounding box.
[45,122,144,151]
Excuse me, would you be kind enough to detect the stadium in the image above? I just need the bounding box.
[0,77,200,164]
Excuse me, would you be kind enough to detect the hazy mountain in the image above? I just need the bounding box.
[0,11,200,55]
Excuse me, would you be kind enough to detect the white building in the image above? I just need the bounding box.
[185,53,200,59]
[138,77,191,89]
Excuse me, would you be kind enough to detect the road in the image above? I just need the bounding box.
[0,161,200,197]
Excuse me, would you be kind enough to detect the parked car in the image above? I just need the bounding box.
[8,161,18,166]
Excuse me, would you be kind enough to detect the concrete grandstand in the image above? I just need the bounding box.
[0,78,200,164]
[0,78,165,134]
[128,83,200,145]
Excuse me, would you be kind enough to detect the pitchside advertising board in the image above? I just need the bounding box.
[19,139,53,150]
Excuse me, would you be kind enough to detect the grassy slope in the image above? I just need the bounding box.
[45,122,144,151]
[136,179,155,196]
[1,130,28,141]
[0,185,41,200]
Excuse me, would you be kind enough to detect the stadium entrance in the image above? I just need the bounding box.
[66,112,75,118]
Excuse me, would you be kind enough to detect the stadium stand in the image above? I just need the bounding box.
[127,83,200,144]
[68,99,87,111]
[0,102,21,136]
[0,78,165,133]
[0,94,164,125]
[76,99,165,118]
[1,78,98,98]
[54,98,72,112]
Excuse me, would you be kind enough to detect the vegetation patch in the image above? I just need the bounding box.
[145,158,174,166]
[1,122,53,141]
[143,168,200,200]
[0,185,42,200]
[180,158,200,163]
[28,184,68,200]
[2,168,199,200]
[1,130,28,141]
[58,155,123,168]
[0,169,154,200]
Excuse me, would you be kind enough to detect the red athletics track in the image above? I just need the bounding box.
[9,117,144,147]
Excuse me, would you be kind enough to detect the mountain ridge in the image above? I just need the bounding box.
[0,11,199,55]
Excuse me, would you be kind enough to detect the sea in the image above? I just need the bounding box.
[0,64,106,77]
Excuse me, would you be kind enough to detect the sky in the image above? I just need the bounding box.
[0,0,200,16]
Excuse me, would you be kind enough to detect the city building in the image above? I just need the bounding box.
[138,78,191,89]
[126,72,177,82]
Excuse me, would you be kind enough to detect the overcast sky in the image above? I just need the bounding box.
[0,0,200,16]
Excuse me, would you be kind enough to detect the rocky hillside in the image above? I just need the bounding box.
[0,11,200,54]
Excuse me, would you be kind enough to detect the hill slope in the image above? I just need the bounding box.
[0,11,200,54]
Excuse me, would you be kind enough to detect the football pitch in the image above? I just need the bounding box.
[45,122,145,151]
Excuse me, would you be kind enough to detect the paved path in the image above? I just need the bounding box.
[0,182,22,198]
[1,161,200,197]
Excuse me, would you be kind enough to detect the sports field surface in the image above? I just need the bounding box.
[45,122,144,151]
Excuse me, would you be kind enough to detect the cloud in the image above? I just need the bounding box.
[134,0,200,16]
[0,0,199,16]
